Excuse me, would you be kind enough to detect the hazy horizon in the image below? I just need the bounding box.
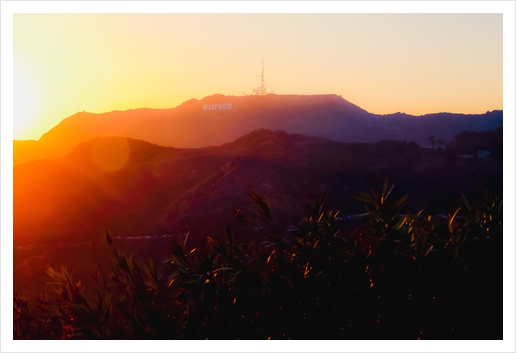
[11,92,505,142]
[14,13,502,140]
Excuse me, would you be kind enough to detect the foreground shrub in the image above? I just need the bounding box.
[14,182,502,339]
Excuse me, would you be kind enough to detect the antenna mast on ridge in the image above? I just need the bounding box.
[253,59,267,95]
[260,59,266,95]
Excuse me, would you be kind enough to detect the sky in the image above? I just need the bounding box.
[13,12,503,140]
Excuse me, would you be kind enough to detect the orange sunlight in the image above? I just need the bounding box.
[89,138,130,172]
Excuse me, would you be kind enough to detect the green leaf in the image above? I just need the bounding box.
[448,207,462,233]
[183,231,190,251]
[353,193,375,204]
[226,228,234,248]
[391,194,408,209]
[394,217,406,230]
[382,178,390,198]
[385,184,394,202]
[213,267,235,273]
[461,192,471,211]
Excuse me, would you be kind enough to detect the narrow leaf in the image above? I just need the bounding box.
[391,194,409,209]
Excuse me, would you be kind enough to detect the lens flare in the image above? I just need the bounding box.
[89,137,130,172]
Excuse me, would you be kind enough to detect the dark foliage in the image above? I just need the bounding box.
[14,182,502,340]
[446,127,503,158]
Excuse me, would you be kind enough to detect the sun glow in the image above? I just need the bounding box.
[13,53,41,140]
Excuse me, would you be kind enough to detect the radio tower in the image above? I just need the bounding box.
[260,59,266,95]
[253,59,267,95]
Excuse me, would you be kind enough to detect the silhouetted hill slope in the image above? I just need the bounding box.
[13,94,502,165]
[446,126,503,156]
[14,129,502,247]
[12,129,503,311]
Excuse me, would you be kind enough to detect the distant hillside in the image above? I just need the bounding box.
[13,94,502,165]
[14,129,502,247]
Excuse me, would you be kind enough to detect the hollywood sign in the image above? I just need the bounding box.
[203,103,233,111]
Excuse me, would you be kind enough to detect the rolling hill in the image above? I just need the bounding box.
[13,128,503,304]
[14,129,503,248]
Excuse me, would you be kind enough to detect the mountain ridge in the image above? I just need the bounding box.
[14,94,502,166]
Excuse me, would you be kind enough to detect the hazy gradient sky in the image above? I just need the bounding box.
[13,13,502,140]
